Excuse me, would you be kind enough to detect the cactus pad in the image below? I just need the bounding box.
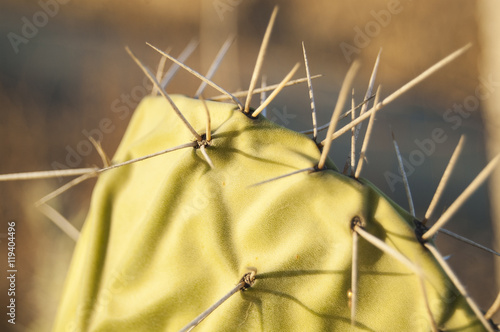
[52,95,489,331]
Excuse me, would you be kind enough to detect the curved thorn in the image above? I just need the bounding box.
[152,46,172,95]
[88,137,111,168]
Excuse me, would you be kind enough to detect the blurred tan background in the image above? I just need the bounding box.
[0,0,498,330]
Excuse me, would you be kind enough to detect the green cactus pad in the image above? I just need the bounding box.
[53,95,485,331]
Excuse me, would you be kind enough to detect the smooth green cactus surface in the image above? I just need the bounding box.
[52,94,486,331]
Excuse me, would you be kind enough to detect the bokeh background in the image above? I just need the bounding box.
[0,0,498,330]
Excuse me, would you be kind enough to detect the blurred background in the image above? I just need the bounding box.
[0,0,498,330]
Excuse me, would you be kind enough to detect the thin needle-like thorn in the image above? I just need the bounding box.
[180,283,244,332]
[147,43,243,110]
[260,75,267,117]
[321,44,472,146]
[416,261,439,332]
[126,47,202,141]
[210,75,322,101]
[37,204,80,242]
[249,167,315,187]
[392,131,415,216]
[252,63,300,117]
[354,85,381,179]
[361,48,382,115]
[485,290,500,320]
[302,42,318,141]
[356,225,438,330]
[341,95,376,121]
[423,136,465,224]
[88,137,111,168]
[318,61,360,170]
[200,97,212,142]
[160,40,198,89]
[195,35,235,98]
[377,44,472,110]
[35,172,97,206]
[300,96,375,135]
[244,6,279,113]
[199,145,215,169]
[2,141,196,190]
[425,243,494,332]
[98,142,197,174]
[439,228,500,256]
[349,89,356,175]
[179,270,256,332]
[152,47,172,95]
[351,230,359,325]
[0,168,98,181]
[354,48,382,140]
[354,225,418,273]
[423,154,500,240]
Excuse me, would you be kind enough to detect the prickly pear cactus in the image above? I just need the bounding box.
[51,92,494,331]
[2,7,496,332]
